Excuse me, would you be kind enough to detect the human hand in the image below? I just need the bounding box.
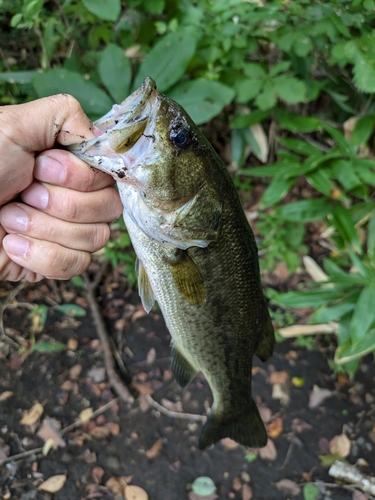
[0,95,122,282]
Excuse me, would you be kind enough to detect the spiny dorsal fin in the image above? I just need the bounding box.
[135,258,155,313]
[164,249,205,305]
[254,312,275,362]
[170,341,198,388]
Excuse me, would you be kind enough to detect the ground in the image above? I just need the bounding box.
[0,274,374,500]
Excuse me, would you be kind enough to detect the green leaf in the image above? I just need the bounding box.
[241,161,300,177]
[269,61,291,77]
[235,78,263,103]
[31,304,48,327]
[349,286,375,344]
[274,76,306,104]
[243,62,266,79]
[31,340,67,353]
[336,328,375,364]
[191,477,216,496]
[306,169,334,197]
[255,80,276,110]
[0,70,39,84]
[273,290,343,308]
[310,301,357,324]
[331,205,361,253]
[33,69,113,116]
[330,159,362,192]
[261,173,295,207]
[303,483,320,500]
[82,0,121,21]
[245,452,257,462]
[321,123,355,158]
[351,115,375,146]
[319,454,344,467]
[231,110,270,129]
[276,199,332,222]
[368,211,375,260]
[70,276,85,288]
[57,304,86,317]
[276,110,321,133]
[10,13,22,27]
[168,79,235,125]
[135,32,197,92]
[324,259,368,286]
[99,44,131,103]
[231,129,246,169]
[293,36,312,57]
[353,52,375,93]
[277,137,321,156]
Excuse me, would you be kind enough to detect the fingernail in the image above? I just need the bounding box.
[3,234,30,257]
[0,205,29,232]
[35,155,66,184]
[22,183,49,209]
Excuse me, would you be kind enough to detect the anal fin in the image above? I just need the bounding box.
[255,312,275,362]
[170,341,198,388]
[135,258,155,313]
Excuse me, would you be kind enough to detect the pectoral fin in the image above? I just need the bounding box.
[170,341,198,388]
[254,312,275,362]
[164,249,205,305]
[135,258,155,313]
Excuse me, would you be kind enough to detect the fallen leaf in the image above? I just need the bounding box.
[89,423,112,439]
[250,123,268,163]
[188,493,218,500]
[146,438,163,459]
[259,406,272,424]
[272,383,290,406]
[232,477,242,491]
[269,371,289,384]
[0,391,13,401]
[275,479,301,496]
[274,261,290,281]
[242,483,253,500]
[308,385,333,409]
[146,348,156,365]
[352,490,369,500]
[319,454,343,467]
[38,474,67,493]
[132,309,148,321]
[291,418,312,434]
[20,403,44,426]
[267,418,283,439]
[132,381,154,396]
[79,408,94,423]
[69,364,82,380]
[292,377,305,387]
[221,438,239,451]
[106,476,127,496]
[92,466,105,484]
[259,439,277,461]
[303,255,330,283]
[329,434,351,458]
[124,484,148,500]
[278,324,337,338]
[37,417,66,449]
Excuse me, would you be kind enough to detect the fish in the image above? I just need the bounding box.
[68,77,274,449]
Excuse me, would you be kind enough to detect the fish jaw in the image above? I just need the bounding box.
[67,77,159,182]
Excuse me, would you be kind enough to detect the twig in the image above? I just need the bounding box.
[48,279,62,304]
[329,460,375,495]
[279,432,295,470]
[145,394,207,422]
[83,270,134,404]
[61,397,120,435]
[0,282,27,348]
[0,447,43,466]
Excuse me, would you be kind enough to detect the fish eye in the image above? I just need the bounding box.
[170,127,192,150]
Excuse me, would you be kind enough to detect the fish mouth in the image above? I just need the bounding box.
[68,77,159,179]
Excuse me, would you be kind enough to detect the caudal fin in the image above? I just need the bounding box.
[198,399,267,450]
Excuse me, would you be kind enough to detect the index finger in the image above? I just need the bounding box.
[34,149,115,192]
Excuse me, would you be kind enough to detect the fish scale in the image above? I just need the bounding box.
[68,77,275,449]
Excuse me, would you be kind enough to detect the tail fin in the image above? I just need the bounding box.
[198,399,267,450]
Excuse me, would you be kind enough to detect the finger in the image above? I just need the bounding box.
[20,182,122,223]
[0,203,110,253]
[2,234,91,280]
[0,94,95,152]
[35,149,115,192]
[0,225,44,282]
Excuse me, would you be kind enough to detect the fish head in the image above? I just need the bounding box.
[70,77,212,212]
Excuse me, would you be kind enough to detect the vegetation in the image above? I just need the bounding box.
[1,0,375,375]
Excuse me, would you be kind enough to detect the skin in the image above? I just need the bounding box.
[0,94,122,281]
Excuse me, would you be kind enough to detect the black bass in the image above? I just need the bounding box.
[69,77,274,449]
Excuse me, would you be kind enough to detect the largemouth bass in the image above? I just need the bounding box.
[69,77,274,449]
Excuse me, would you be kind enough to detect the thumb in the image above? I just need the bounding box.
[0,94,96,152]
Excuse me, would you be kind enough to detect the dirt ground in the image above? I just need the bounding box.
[0,275,374,500]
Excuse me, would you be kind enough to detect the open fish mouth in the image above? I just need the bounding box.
[68,77,159,179]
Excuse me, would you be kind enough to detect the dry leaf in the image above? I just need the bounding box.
[20,403,44,426]
[278,324,337,338]
[269,371,289,384]
[272,383,290,406]
[291,418,312,434]
[221,438,239,451]
[329,434,351,458]
[92,466,105,484]
[132,381,154,396]
[308,385,333,409]
[0,391,13,401]
[38,474,67,493]
[242,483,253,500]
[37,417,66,449]
[124,485,148,500]
[259,406,272,424]
[267,418,283,439]
[106,476,127,496]
[259,439,277,461]
[146,438,163,459]
[79,408,94,423]
[67,338,78,351]
[188,493,218,500]
[343,116,358,140]
[303,255,330,283]
[352,490,369,500]
[69,364,82,380]
[146,348,156,365]
[275,479,301,496]
[250,123,268,163]
[232,477,242,491]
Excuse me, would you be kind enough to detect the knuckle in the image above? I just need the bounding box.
[44,244,90,279]
[60,191,80,221]
[89,223,110,251]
